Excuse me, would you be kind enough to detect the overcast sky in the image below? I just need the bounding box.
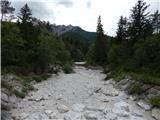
[11,0,160,36]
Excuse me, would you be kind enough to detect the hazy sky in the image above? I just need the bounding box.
[11,0,160,36]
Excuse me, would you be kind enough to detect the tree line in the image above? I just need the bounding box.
[87,0,160,81]
[1,2,72,74]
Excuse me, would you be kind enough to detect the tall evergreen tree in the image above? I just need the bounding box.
[18,4,37,49]
[128,0,152,42]
[151,10,160,33]
[18,4,32,23]
[1,0,15,21]
[116,16,128,43]
[94,16,108,65]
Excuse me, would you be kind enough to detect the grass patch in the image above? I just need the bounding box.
[150,96,160,108]
[128,83,143,95]
[62,64,73,74]
[1,80,12,89]
[13,90,26,98]
[129,72,160,86]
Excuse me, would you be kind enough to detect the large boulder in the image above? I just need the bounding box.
[112,101,130,117]
[152,108,160,120]
[137,100,151,111]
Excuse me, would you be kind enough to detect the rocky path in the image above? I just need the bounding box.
[11,66,155,120]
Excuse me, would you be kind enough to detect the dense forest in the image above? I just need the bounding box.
[1,2,73,75]
[1,0,160,119]
[87,0,160,85]
[1,0,160,83]
[1,0,160,80]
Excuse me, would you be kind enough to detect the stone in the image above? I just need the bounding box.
[24,112,49,120]
[129,96,137,101]
[100,87,119,97]
[117,79,129,86]
[57,104,69,113]
[84,111,98,120]
[114,101,130,112]
[152,108,160,120]
[20,113,29,119]
[72,103,85,112]
[104,112,117,120]
[112,108,129,117]
[45,110,53,115]
[1,110,12,120]
[137,100,151,111]
[64,111,83,120]
[85,105,103,112]
[112,101,130,117]
[147,88,160,99]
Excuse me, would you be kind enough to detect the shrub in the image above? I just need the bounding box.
[128,83,143,95]
[150,96,160,108]
[62,64,73,74]
[13,90,26,98]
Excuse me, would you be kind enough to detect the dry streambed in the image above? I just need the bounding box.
[11,66,157,120]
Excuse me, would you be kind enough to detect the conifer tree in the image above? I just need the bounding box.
[1,0,15,21]
[94,16,108,65]
[116,16,128,43]
[128,0,152,42]
[151,10,160,33]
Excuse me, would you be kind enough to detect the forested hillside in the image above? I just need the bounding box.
[1,3,72,75]
[87,0,160,85]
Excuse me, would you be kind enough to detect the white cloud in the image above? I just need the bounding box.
[11,0,160,36]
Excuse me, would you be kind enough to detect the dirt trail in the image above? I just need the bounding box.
[11,66,154,120]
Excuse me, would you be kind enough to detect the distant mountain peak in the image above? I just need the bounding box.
[51,24,83,35]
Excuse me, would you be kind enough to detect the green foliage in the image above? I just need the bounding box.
[13,90,26,98]
[62,33,89,62]
[150,96,160,108]
[128,83,143,95]
[129,72,160,86]
[86,16,108,65]
[2,6,72,74]
[134,34,160,76]
[1,80,12,89]
[62,64,73,74]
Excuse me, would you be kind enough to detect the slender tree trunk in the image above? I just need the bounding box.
[1,13,4,22]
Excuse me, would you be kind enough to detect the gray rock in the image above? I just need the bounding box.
[104,112,117,120]
[72,103,85,112]
[44,110,53,115]
[1,92,9,103]
[57,104,69,113]
[64,111,83,120]
[137,100,151,111]
[112,101,130,117]
[84,111,98,120]
[152,108,160,120]
[114,101,130,112]
[20,113,29,119]
[24,112,49,120]
[100,87,119,97]
[147,88,160,99]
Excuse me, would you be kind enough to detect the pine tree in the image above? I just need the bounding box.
[128,0,152,42]
[116,16,128,43]
[18,4,32,23]
[94,16,108,65]
[1,0,15,21]
[151,10,160,33]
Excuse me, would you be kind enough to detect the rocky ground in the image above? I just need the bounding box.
[6,66,159,120]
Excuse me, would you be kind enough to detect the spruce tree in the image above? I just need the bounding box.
[151,10,160,33]
[94,16,108,65]
[128,0,152,42]
[116,16,128,43]
[1,0,15,21]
